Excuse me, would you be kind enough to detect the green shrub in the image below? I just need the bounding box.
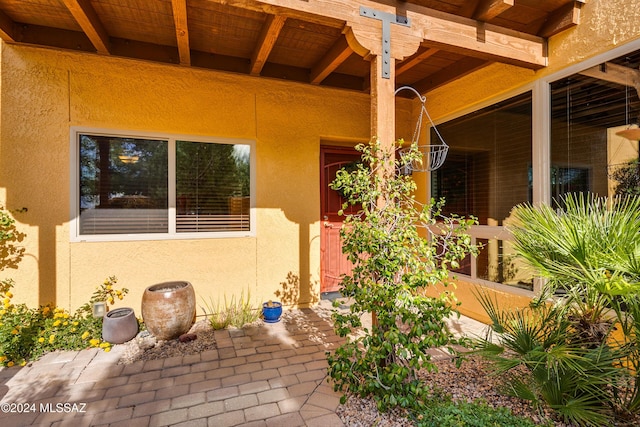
[475,291,621,427]
[327,140,478,412]
[0,283,45,366]
[416,399,545,427]
[0,206,134,366]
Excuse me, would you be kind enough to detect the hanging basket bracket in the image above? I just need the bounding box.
[395,86,449,172]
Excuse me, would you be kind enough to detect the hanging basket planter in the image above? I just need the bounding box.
[395,86,449,172]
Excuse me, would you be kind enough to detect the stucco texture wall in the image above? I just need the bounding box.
[0,42,411,314]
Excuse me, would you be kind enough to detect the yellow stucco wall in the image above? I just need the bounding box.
[0,42,412,314]
[446,281,532,325]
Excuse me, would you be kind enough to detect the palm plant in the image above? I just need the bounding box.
[475,193,640,425]
[476,291,624,427]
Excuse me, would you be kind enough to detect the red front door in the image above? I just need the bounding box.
[320,146,361,295]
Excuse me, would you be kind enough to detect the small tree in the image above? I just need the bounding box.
[326,140,478,412]
[611,159,640,197]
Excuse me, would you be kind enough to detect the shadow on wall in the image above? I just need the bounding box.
[274,272,319,308]
[0,207,26,273]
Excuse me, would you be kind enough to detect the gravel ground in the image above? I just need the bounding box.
[335,355,551,427]
[117,319,217,364]
[337,354,640,427]
[115,315,640,427]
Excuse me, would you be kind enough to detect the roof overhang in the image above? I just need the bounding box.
[0,0,585,95]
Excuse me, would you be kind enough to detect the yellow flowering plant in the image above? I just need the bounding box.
[30,277,129,359]
[0,279,46,366]
[0,276,128,366]
[0,206,123,366]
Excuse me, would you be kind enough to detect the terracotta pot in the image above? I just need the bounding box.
[141,281,195,340]
[102,307,138,344]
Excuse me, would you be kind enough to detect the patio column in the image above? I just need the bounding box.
[369,54,396,329]
[345,6,418,169]
[370,53,396,169]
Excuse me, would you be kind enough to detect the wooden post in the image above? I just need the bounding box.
[370,54,396,328]
[370,54,396,161]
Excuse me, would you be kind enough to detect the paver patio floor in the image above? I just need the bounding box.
[0,303,488,427]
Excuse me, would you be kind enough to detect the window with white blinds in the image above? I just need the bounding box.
[75,131,253,240]
[176,141,250,233]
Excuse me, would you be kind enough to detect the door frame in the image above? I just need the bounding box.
[319,145,361,296]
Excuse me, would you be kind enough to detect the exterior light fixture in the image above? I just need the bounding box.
[118,154,139,164]
[92,301,107,318]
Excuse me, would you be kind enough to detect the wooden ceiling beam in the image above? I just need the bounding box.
[396,47,439,76]
[407,5,545,69]
[412,57,489,94]
[580,62,640,98]
[205,0,344,29]
[538,1,583,38]
[62,0,110,54]
[171,0,191,65]
[0,9,18,41]
[208,0,545,68]
[458,0,482,19]
[474,0,514,22]
[16,25,96,52]
[250,14,286,76]
[310,35,353,84]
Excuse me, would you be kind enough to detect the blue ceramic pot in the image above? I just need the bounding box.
[262,301,283,323]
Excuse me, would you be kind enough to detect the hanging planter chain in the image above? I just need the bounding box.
[395,86,449,172]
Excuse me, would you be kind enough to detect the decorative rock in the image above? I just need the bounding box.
[136,330,156,350]
[179,333,197,343]
[116,320,217,365]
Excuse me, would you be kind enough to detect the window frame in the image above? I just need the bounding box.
[70,127,256,242]
[426,87,536,297]
[425,38,640,296]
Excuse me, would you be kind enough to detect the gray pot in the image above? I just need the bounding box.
[102,307,138,344]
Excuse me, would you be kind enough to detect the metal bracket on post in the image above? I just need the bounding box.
[359,6,411,79]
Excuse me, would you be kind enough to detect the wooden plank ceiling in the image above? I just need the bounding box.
[0,0,585,95]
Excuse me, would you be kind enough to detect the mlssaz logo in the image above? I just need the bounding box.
[39,403,87,413]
